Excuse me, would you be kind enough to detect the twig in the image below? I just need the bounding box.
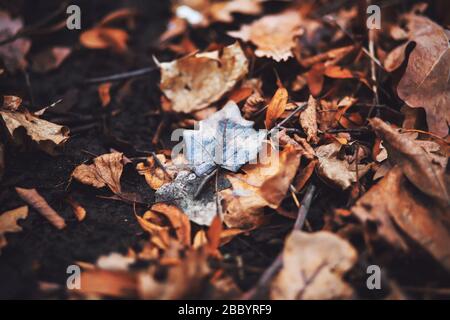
[85,67,157,84]
[268,102,307,136]
[194,167,218,199]
[241,184,316,300]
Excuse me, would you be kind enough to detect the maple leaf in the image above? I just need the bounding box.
[183,101,267,176]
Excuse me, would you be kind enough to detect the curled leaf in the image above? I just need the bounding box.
[0,206,28,253]
[265,87,288,129]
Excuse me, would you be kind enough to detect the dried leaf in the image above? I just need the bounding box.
[150,203,191,247]
[31,47,71,73]
[15,188,66,229]
[228,10,304,61]
[0,206,28,253]
[159,42,248,113]
[299,95,319,144]
[80,27,128,53]
[136,154,176,190]
[98,82,112,107]
[0,11,31,73]
[220,143,301,228]
[72,152,124,194]
[67,197,86,222]
[78,269,137,298]
[0,142,4,180]
[370,118,449,204]
[385,14,450,136]
[0,101,70,155]
[271,230,357,299]
[183,101,266,176]
[265,87,288,129]
[352,167,450,270]
[316,141,370,190]
[97,252,136,271]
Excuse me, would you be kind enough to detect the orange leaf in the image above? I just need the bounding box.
[98,82,112,107]
[80,27,128,53]
[265,87,288,129]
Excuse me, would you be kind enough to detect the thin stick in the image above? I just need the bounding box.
[268,102,307,135]
[241,184,316,300]
[194,167,219,199]
[85,67,157,84]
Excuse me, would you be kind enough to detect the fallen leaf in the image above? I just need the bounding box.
[0,11,31,73]
[149,203,191,247]
[228,10,304,61]
[0,206,28,253]
[15,188,66,229]
[136,154,177,190]
[97,252,136,271]
[384,14,450,137]
[0,99,70,155]
[271,230,357,299]
[80,27,128,53]
[316,141,370,190]
[370,118,449,204]
[67,197,87,222]
[299,95,319,144]
[78,269,137,298]
[31,47,71,73]
[159,42,248,113]
[98,82,112,107]
[352,166,450,270]
[220,143,301,228]
[0,142,4,180]
[265,87,288,129]
[183,101,266,176]
[72,152,124,194]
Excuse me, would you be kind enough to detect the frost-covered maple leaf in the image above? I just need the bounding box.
[183,101,267,176]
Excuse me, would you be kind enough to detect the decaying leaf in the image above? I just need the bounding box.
[15,188,66,230]
[0,206,28,253]
[98,82,112,107]
[299,95,319,144]
[72,152,124,194]
[228,10,303,61]
[384,14,450,137]
[173,0,263,26]
[0,11,31,72]
[0,142,4,180]
[0,99,70,155]
[155,170,226,226]
[265,87,288,129]
[67,197,87,222]
[220,143,301,228]
[352,166,450,270]
[31,47,71,73]
[183,101,267,176]
[80,27,128,53]
[271,230,357,299]
[78,269,137,298]
[138,203,191,247]
[97,252,136,271]
[136,154,178,190]
[316,141,370,190]
[370,118,449,204]
[159,42,248,113]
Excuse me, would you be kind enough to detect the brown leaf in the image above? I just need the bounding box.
[67,197,86,222]
[31,47,71,73]
[15,188,66,229]
[136,154,177,190]
[352,166,450,270]
[72,152,124,194]
[370,118,449,204]
[80,27,128,53]
[316,141,370,190]
[265,87,288,129]
[206,215,222,254]
[271,230,357,299]
[78,269,137,298]
[0,100,70,155]
[299,95,319,144]
[150,203,191,247]
[305,63,325,96]
[228,10,304,62]
[220,143,301,228]
[98,82,112,107]
[159,42,248,113]
[0,11,31,73]
[0,206,28,253]
[384,14,450,137]
[0,142,4,180]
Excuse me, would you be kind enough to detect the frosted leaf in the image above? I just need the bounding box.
[183,101,267,176]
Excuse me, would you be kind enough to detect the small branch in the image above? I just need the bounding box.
[85,67,157,84]
[194,167,219,199]
[269,102,307,136]
[241,184,316,300]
